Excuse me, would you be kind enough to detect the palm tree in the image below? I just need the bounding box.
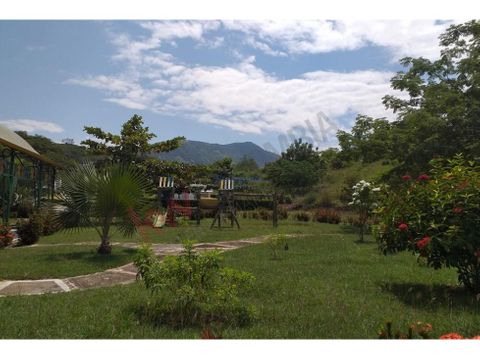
[54,162,151,254]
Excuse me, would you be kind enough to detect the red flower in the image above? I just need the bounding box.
[439,333,464,339]
[417,174,430,181]
[398,223,409,231]
[453,207,463,214]
[416,236,431,250]
[402,175,412,181]
[471,336,480,340]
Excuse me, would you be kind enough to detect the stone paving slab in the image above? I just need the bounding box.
[0,280,65,296]
[65,271,136,290]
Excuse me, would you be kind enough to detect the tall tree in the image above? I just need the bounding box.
[82,114,185,165]
[382,20,480,171]
[264,139,325,194]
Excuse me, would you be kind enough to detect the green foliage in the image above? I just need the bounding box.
[375,154,480,293]
[211,157,234,178]
[267,233,288,260]
[265,139,325,194]
[15,131,88,168]
[337,115,393,163]
[17,213,43,245]
[54,162,151,254]
[82,114,185,165]
[348,180,381,242]
[233,156,260,178]
[134,241,256,328]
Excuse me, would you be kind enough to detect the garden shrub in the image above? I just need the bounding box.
[267,233,288,260]
[314,209,341,224]
[348,180,380,242]
[17,213,43,245]
[134,241,256,328]
[375,154,480,293]
[258,208,272,221]
[38,204,61,236]
[0,225,14,248]
[293,211,311,222]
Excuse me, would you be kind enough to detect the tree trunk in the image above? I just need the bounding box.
[98,235,112,254]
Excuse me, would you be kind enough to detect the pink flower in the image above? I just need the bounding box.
[417,174,430,181]
[402,175,412,181]
[398,223,409,231]
[416,236,431,250]
[453,207,463,214]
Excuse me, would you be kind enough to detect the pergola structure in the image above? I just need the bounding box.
[0,124,60,224]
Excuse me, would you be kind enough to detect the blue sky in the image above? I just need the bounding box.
[0,20,457,153]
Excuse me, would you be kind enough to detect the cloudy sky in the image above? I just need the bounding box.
[0,20,458,153]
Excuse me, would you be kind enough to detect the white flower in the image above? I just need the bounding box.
[372,187,381,192]
[348,201,354,206]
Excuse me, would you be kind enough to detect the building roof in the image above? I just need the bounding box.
[0,124,60,168]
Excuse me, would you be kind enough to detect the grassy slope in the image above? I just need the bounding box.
[308,160,394,206]
[1,222,479,339]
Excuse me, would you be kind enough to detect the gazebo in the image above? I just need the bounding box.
[0,124,60,224]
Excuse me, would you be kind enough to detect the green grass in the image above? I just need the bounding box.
[1,222,479,339]
[38,218,322,245]
[0,246,136,280]
[307,159,394,206]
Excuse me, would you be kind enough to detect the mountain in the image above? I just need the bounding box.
[154,140,279,166]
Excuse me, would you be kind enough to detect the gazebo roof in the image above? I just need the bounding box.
[0,124,60,167]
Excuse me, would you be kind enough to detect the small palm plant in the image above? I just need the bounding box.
[54,162,151,254]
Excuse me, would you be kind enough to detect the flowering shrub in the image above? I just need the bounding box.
[314,209,341,224]
[0,225,14,248]
[378,321,432,339]
[375,154,480,293]
[348,180,380,242]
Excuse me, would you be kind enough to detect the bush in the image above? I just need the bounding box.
[258,208,272,221]
[134,241,256,328]
[314,209,341,224]
[38,204,61,236]
[0,225,14,248]
[293,211,311,222]
[302,192,317,207]
[375,155,480,293]
[17,213,43,245]
[267,233,288,260]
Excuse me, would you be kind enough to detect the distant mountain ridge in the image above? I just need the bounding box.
[153,140,279,166]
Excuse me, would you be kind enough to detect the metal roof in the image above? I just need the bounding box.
[0,124,60,167]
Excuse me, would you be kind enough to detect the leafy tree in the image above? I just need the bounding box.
[265,139,325,194]
[211,157,234,178]
[233,156,260,177]
[53,162,151,254]
[82,114,185,165]
[382,20,480,171]
[336,115,392,163]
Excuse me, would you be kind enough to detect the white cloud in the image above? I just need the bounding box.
[69,20,452,148]
[223,20,455,59]
[0,119,64,133]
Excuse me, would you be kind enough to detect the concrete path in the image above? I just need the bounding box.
[0,235,272,297]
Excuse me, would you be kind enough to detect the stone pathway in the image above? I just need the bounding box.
[0,235,275,297]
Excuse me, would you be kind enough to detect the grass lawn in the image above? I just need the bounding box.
[1,222,479,339]
[0,246,136,280]
[38,218,320,245]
